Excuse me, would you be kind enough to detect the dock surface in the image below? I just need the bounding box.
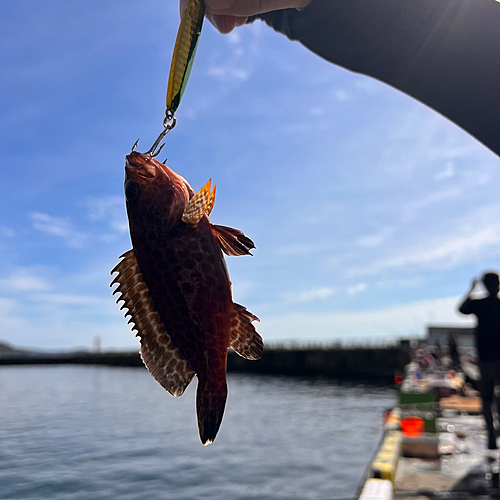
[395,413,499,499]
[358,366,500,500]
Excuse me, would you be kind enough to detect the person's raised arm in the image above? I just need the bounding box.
[458,278,479,315]
[179,0,500,158]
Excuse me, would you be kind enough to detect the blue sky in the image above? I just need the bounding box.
[1,0,499,350]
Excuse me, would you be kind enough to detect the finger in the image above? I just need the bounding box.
[206,11,248,33]
[179,0,189,17]
[235,15,249,26]
[179,1,248,33]
[204,0,310,16]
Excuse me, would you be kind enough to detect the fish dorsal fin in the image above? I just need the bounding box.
[182,179,216,226]
[111,250,195,396]
[229,303,263,360]
[211,224,255,256]
[205,183,216,217]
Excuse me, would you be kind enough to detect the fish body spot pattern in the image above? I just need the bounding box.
[111,152,263,445]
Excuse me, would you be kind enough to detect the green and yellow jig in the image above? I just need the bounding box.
[167,0,205,116]
[143,0,205,157]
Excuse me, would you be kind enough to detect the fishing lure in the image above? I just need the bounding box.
[167,0,205,117]
[146,0,205,157]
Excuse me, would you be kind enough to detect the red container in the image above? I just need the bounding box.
[401,416,425,438]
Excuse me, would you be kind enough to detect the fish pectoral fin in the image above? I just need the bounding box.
[111,249,195,396]
[211,224,255,256]
[229,303,263,360]
[182,179,216,226]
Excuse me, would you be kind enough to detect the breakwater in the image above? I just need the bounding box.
[228,345,409,383]
[0,343,410,383]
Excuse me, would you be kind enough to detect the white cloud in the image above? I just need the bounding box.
[275,241,335,257]
[402,186,463,222]
[259,296,474,342]
[0,297,132,351]
[30,212,86,248]
[434,161,456,181]
[331,89,353,102]
[207,66,249,81]
[231,280,253,304]
[0,226,15,238]
[346,283,367,296]
[357,227,394,248]
[309,107,324,117]
[31,293,110,306]
[353,77,382,94]
[86,196,128,234]
[283,286,338,304]
[375,277,425,290]
[0,269,51,292]
[348,210,500,277]
[227,31,242,45]
[0,285,131,350]
[354,104,494,195]
[205,28,252,83]
[0,297,22,315]
[0,297,26,332]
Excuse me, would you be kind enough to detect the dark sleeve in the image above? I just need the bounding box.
[249,0,500,157]
[458,298,477,315]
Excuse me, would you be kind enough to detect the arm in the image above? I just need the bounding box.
[458,278,478,315]
[249,0,500,157]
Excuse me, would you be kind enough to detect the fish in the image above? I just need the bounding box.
[111,151,263,445]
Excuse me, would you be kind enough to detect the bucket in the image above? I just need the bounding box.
[401,416,425,438]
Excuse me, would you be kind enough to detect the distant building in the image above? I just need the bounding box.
[426,325,475,350]
[93,336,102,353]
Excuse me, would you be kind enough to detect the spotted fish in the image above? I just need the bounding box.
[111,151,263,445]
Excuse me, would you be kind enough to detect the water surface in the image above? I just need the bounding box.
[0,366,394,500]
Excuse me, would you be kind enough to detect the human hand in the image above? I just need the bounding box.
[180,0,312,34]
[469,278,479,292]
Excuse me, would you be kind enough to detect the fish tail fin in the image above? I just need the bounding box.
[196,380,227,445]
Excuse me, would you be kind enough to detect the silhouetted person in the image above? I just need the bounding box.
[458,272,500,449]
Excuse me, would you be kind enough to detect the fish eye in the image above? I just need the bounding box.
[125,181,140,202]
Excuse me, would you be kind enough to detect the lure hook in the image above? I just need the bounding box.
[144,113,177,158]
[131,138,140,152]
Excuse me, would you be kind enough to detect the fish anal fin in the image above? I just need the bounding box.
[182,179,216,226]
[139,329,195,397]
[211,224,255,256]
[110,250,195,396]
[229,303,263,360]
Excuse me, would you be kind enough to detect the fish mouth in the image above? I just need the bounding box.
[125,152,157,180]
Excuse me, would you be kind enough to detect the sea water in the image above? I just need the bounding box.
[0,366,394,500]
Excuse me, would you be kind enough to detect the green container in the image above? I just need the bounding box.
[399,391,437,433]
[399,391,434,406]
